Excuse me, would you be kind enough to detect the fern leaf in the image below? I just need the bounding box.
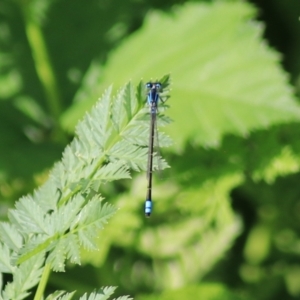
[76,86,113,150]
[111,85,128,133]
[77,231,98,251]
[0,243,15,273]
[57,292,76,300]
[64,234,81,265]
[8,196,50,235]
[45,291,76,300]
[0,223,22,252]
[2,76,171,284]
[2,252,44,300]
[46,233,80,271]
[121,120,149,146]
[123,81,138,122]
[108,140,148,171]
[32,178,60,212]
[73,198,116,251]
[46,238,67,272]
[94,162,130,182]
[79,287,116,300]
[50,194,85,235]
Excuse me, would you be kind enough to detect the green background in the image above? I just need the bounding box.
[1,0,300,299]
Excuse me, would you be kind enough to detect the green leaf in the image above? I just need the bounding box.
[46,235,80,272]
[45,290,76,300]
[8,196,50,235]
[57,292,76,300]
[93,162,130,182]
[61,2,300,151]
[75,86,113,151]
[0,243,15,273]
[74,198,116,251]
[79,287,116,300]
[1,78,171,298]
[111,85,130,133]
[2,252,44,300]
[0,223,23,252]
[64,234,81,265]
[50,194,85,235]
[46,239,67,272]
[252,144,300,183]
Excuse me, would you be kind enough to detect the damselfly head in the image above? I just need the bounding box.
[146,82,162,90]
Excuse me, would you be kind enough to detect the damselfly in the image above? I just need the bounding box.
[144,82,162,217]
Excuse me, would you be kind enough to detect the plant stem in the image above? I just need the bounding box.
[18,0,67,142]
[34,263,51,300]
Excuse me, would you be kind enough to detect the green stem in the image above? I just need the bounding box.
[34,263,51,300]
[18,0,66,141]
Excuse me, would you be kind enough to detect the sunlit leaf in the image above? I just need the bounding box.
[61,2,300,151]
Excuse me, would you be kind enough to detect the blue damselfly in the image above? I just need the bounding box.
[144,82,162,217]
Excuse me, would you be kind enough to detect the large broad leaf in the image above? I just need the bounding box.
[61,1,300,151]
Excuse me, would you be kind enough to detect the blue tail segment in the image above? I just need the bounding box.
[145,199,152,217]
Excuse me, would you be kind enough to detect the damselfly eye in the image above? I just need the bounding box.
[155,83,162,89]
[146,82,152,89]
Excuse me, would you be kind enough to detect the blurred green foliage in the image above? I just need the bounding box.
[1,0,300,299]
